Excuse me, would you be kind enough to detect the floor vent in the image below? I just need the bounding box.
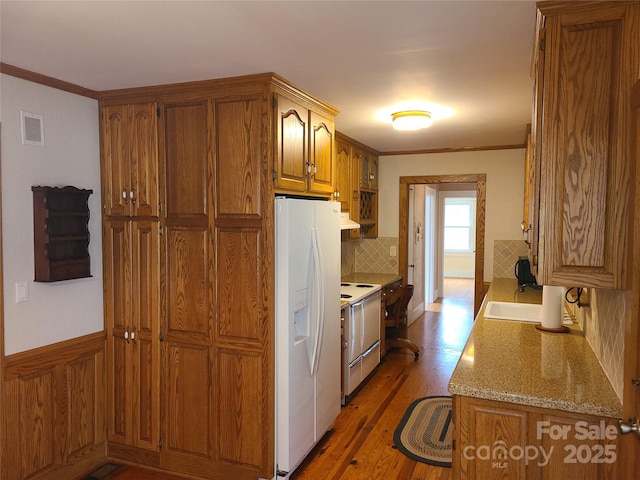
[83,462,122,480]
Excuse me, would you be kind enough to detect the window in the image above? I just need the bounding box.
[444,197,476,253]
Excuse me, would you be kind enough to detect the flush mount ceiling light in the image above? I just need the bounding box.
[391,110,433,131]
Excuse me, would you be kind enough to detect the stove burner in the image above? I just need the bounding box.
[356,284,374,288]
[340,293,352,299]
[341,282,352,287]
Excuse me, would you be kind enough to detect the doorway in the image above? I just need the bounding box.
[399,174,486,316]
[440,187,476,303]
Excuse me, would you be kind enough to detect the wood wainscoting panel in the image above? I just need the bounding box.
[2,332,106,480]
[4,368,55,478]
[67,352,105,457]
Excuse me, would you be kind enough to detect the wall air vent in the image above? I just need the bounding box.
[21,110,44,146]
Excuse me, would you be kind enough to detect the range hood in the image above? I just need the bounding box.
[340,212,360,230]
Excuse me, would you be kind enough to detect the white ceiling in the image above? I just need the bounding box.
[1,0,537,153]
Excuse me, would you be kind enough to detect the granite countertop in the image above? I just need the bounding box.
[448,278,622,418]
[341,272,403,286]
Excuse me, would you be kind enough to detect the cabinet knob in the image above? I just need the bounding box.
[618,418,640,438]
[124,326,130,343]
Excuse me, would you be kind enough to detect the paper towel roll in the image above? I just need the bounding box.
[541,285,564,329]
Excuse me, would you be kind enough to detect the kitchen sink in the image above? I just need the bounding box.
[484,301,542,322]
[484,301,572,325]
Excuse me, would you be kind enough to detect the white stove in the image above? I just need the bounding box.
[340,282,382,305]
[340,281,382,403]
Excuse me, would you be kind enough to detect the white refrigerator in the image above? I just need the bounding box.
[275,197,341,478]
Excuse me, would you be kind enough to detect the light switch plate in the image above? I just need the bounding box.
[15,281,28,303]
[390,246,397,257]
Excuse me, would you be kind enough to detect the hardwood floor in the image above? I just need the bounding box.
[104,280,474,480]
[292,288,474,480]
[442,277,475,300]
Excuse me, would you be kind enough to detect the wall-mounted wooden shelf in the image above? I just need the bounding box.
[32,186,93,282]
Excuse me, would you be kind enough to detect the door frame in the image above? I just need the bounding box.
[406,185,425,325]
[618,79,640,479]
[399,174,486,316]
[0,123,4,472]
[424,186,437,304]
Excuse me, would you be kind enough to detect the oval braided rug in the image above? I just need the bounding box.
[393,396,453,467]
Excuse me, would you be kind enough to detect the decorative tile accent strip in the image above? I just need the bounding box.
[493,240,529,279]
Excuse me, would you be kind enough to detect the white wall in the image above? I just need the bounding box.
[1,74,103,355]
[378,149,525,281]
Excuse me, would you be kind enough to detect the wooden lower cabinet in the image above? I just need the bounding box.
[104,219,160,453]
[453,395,618,480]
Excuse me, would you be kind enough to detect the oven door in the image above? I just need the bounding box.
[362,291,381,351]
[347,301,364,363]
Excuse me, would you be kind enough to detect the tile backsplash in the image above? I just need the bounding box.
[341,237,398,276]
[493,239,529,279]
[568,289,626,402]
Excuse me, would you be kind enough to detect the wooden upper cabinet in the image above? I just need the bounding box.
[102,103,159,217]
[274,92,337,197]
[335,131,379,239]
[309,110,335,195]
[359,150,378,191]
[369,156,379,190]
[335,139,352,212]
[275,94,308,193]
[534,2,640,289]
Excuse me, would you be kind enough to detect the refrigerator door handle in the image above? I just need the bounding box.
[310,227,325,375]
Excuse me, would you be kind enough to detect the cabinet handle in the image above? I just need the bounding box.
[618,418,640,439]
[124,326,130,343]
[122,189,128,205]
[131,325,136,344]
[130,188,136,205]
